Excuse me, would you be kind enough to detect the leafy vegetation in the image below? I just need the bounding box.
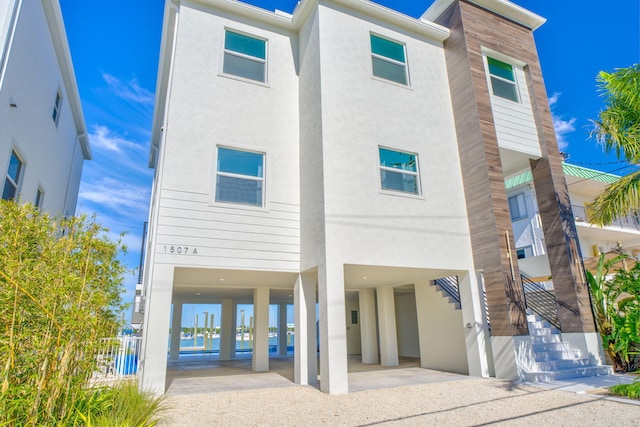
[609,380,640,400]
[588,64,640,225]
[586,252,640,372]
[0,201,131,425]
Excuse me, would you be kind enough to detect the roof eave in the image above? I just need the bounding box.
[424,0,546,31]
[41,0,91,160]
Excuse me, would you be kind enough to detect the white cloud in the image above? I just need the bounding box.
[548,92,576,151]
[89,125,144,153]
[78,177,150,213]
[103,73,154,105]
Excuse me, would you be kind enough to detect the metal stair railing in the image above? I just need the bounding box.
[434,276,460,307]
[520,274,561,331]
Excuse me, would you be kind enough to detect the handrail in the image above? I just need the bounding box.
[434,276,460,305]
[521,274,561,330]
[572,204,640,231]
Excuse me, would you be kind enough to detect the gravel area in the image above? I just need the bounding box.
[158,378,640,426]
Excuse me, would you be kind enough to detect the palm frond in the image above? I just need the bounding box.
[587,169,640,225]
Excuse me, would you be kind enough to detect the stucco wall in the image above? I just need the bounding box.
[316,3,474,272]
[0,0,83,216]
[154,4,301,272]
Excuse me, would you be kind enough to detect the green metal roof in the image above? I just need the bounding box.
[504,163,620,190]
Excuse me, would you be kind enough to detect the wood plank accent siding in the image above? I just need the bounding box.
[436,1,595,335]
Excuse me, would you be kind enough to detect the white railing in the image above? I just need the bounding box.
[92,336,142,385]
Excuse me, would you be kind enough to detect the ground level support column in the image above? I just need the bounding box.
[279,303,288,356]
[318,263,348,394]
[359,289,378,364]
[169,301,182,361]
[140,264,174,395]
[219,299,235,361]
[252,287,270,372]
[294,273,318,385]
[376,286,398,367]
[458,273,489,377]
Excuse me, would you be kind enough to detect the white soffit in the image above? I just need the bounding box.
[423,0,546,31]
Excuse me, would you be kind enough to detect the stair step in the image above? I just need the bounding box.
[533,342,571,352]
[529,328,553,337]
[534,358,592,371]
[533,349,582,361]
[531,334,562,344]
[523,365,614,382]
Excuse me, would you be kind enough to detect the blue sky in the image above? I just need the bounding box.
[58,0,639,327]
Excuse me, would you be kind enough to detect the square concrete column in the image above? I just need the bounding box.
[219,299,235,361]
[359,289,378,364]
[140,264,174,395]
[252,287,270,372]
[458,272,489,377]
[169,301,183,361]
[376,286,398,366]
[278,303,288,355]
[294,273,318,385]
[318,263,348,394]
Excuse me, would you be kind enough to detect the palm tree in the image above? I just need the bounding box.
[587,64,640,226]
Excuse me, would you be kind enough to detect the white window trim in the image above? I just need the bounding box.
[35,186,44,208]
[211,144,268,211]
[482,52,521,104]
[508,192,528,221]
[52,89,63,126]
[220,28,269,87]
[377,145,423,199]
[370,33,410,87]
[516,245,534,259]
[3,148,24,201]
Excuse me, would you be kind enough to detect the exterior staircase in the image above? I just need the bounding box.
[523,312,613,382]
[433,276,461,309]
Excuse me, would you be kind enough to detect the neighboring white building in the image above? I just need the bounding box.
[507,163,640,279]
[0,0,90,216]
[140,0,609,394]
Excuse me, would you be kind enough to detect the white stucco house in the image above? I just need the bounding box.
[139,0,611,395]
[508,163,640,279]
[0,0,90,216]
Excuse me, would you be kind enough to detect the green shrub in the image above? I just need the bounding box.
[609,381,640,400]
[69,382,166,427]
[0,201,128,425]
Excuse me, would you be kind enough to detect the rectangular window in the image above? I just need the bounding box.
[52,90,62,125]
[487,57,518,102]
[35,187,43,208]
[215,147,264,207]
[223,30,267,83]
[379,147,419,195]
[3,150,23,201]
[508,193,527,221]
[370,34,408,85]
[516,246,534,259]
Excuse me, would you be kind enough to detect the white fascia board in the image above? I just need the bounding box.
[424,0,546,31]
[41,0,91,160]
[149,0,178,169]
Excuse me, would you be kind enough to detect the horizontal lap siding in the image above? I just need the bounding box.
[154,189,300,271]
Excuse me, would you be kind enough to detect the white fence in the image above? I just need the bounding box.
[92,336,142,385]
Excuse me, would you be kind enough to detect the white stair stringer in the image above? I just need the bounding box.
[522,314,613,382]
[431,282,461,310]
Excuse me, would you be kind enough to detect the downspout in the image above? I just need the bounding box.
[62,131,84,217]
[0,0,22,88]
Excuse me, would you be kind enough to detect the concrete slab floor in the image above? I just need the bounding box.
[165,354,472,395]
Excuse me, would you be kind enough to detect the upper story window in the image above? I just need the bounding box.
[508,192,527,221]
[35,187,44,209]
[487,57,519,102]
[516,246,534,259]
[52,90,63,126]
[379,147,419,195]
[215,147,265,207]
[223,30,267,83]
[370,34,408,85]
[3,150,23,201]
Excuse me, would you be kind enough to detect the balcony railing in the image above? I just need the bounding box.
[571,204,640,231]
